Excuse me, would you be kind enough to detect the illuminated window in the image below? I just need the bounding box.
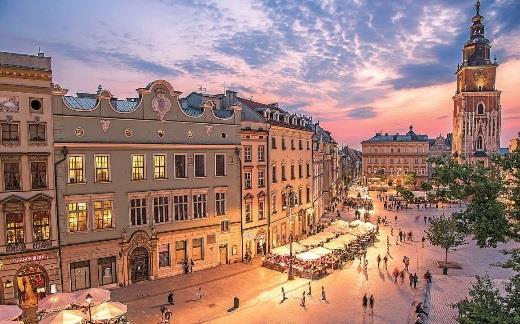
[131,155,145,180]
[153,196,169,223]
[95,155,110,182]
[68,155,84,183]
[193,194,207,219]
[68,202,87,232]
[159,244,170,267]
[130,198,147,226]
[6,212,24,244]
[192,238,204,261]
[94,200,113,229]
[153,154,166,179]
[33,210,50,241]
[98,256,116,285]
[175,240,187,264]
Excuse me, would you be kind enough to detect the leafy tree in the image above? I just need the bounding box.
[396,186,415,203]
[420,181,433,193]
[425,215,466,266]
[403,172,417,186]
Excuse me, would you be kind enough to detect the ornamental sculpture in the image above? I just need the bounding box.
[151,93,171,121]
[100,119,111,133]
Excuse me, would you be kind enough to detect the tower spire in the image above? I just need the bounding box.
[476,0,480,16]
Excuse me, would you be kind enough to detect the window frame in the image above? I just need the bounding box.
[93,200,114,230]
[192,238,204,261]
[193,153,206,178]
[68,154,85,184]
[173,194,189,221]
[153,154,167,180]
[1,122,20,142]
[4,160,21,191]
[215,153,226,177]
[67,201,89,233]
[215,191,226,216]
[174,153,188,179]
[131,154,146,181]
[152,195,170,224]
[244,145,252,162]
[129,197,148,227]
[94,154,111,183]
[258,145,265,162]
[28,122,46,142]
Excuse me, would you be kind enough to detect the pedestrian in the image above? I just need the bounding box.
[399,230,403,242]
[422,236,426,248]
[383,255,388,269]
[364,259,368,273]
[423,216,427,224]
[413,273,419,289]
[362,294,368,312]
[392,268,399,283]
[281,287,286,302]
[369,295,374,315]
[321,286,327,301]
[190,259,195,273]
[183,259,189,274]
[377,254,381,268]
[409,273,414,289]
[400,270,405,284]
[196,287,203,300]
[301,291,306,307]
[394,215,398,223]
[424,270,432,283]
[390,227,394,236]
[308,282,312,296]
[167,291,175,305]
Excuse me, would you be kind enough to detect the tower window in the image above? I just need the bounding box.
[477,136,483,150]
[477,103,484,115]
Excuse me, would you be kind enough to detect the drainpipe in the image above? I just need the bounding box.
[54,146,68,292]
[234,146,243,261]
[266,123,272,254]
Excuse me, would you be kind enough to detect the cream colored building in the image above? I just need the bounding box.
[0,52,60,305]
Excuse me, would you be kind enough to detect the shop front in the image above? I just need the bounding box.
[0,250,60,306]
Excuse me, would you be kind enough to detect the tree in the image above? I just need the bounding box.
[403,172,417,186]
[396,186,414,203]
[420,181,433,193]
[425,215,466,266]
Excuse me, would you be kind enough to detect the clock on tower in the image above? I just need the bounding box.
[452,0,501,165]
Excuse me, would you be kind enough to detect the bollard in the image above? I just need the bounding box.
[234,296,240,308]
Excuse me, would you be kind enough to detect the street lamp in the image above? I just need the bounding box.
[283,190,295,280]
[86,293,93,323]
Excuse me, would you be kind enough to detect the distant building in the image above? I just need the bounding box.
[452,1,501,165]
[0,51,60,305]
[509,133,520,153]
[361,126,430,188]
[341,146,362,185]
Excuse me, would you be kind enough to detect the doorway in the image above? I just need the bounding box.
[130,247,149,283]
[219,245,228,265]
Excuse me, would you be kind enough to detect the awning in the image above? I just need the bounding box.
[271,242,307,256]
[38,292,76,313]
[295,251,321,261]
[0,305,22,321]
[308,246,333,256]
[323,240,346,250]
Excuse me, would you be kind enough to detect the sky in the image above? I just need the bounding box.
[1,0,519,148]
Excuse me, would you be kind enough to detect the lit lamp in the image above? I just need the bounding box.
[86,293,93,323]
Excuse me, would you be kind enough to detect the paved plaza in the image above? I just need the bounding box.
[111,190,517,323]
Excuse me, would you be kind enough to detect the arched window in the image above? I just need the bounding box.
[477,136,483,150]
[477,103,485,115]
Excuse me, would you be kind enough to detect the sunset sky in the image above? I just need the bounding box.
[1,0,519,148]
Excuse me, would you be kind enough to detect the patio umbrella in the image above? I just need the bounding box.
[271,245,291,256]
[74,288,110,307]
[295,251,321,261]
[0,321,23,324]
[331,220,349,228]
[349,219,365,227]
[308,246,333,257]
[323,240,345,250]
[316,231,335,240]
[39,310,85,324]
[38,292,76,313]
[299,235,325,247]
[0,305,22,321]
[91,302,127,321]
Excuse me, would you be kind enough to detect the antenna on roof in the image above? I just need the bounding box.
[221,81,226,93]
[197,85,206,94]
[37,46,44,57]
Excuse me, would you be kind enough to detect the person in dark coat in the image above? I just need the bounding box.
[369,295,375,315]
[362,294,368,313]
[167,291,175,305]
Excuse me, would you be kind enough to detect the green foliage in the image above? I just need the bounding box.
[403,172,417,186]
[396,186,414,203]
[420,181,433,192]
[425,215,466,263]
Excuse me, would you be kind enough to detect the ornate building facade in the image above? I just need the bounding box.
[0,52,60,305]
[52,80,242,292]
[452,1,501,164]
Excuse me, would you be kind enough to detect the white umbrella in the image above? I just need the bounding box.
[74,288,110,307]
[323,241,345,250]
[349,219,365,227]
[299,236,325,247]
[38,292,76,313]
[91,302,127,321]
[0,305,22,321]
[315,231,336,240]
[271,242,306,256]
[308,246,333,256]
[296,251,321,261]
[39,310,85,324]
[331,220,349,228]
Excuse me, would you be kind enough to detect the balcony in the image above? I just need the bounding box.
[33,240,52,250]
[6,242,26,253]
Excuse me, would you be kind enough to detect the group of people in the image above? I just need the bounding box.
[182,259,195,274]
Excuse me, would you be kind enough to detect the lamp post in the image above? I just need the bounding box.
[283,190,295,280]
[86,293,93,323]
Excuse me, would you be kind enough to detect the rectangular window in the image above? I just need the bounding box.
[192,238,204,261]
[193,194,207,219]
[4,161,21,190]
[298,164,302,179]
[272,194,277,213]
[153,154,167,179]
[244,171,252,189]
[1,123,19,142]
[258,145,265,161]
[98,256,116,286]
[159,244,171,267]
[244,146,252,162]
[68,155,84,183]
[306,187,311,203]
[68,202,88,232]
[306,163,310,178]
[215,154,226,176]
[307,141,310,150]
[245,201,252,223]
[94,155,110,182]
[173,195,189,221]
[28,123,46,141]
[282,138,286,150]
[175,240,187,264]
[291,139,295,150]
[194,154,206,177]
[32,210,50,241]
[6,212,24,244]
[258,169,265,187]
[174,154,187,178]
[130,198,147,226]
[216,192,226,216]
[153,196,169,223]
[271,137,276,149]
[299,140,303,150]
[71,260,90,291]
[282,165,286,181]
[298,189,302,205]
[290,165,295,179]
[220,220,230,232]
[94,200,113,229]
[258,199,265,220]
[131,155,145,180]
[272,166,277,183]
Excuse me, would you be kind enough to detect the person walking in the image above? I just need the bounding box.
[308,282,312,296]
[301,291,306,307]
[362,294,368,313]
[424,270,432,284]
[364,259,368,273]
[392,268,399,283]
[383,255,388,269]
[409,273,414,289]
[422,236,426,248]
[400,270,405,284]
[413,273,419,289]
[423,216,427,224]
[369,295,375,315]
[196,287,203,300]
[281,287,287,302]
[399,230,403,242]
[390,227,394,236]
[167,291,175,305]
[377,254,381,268]
[321,286,327,301]
[190,259,194,273]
